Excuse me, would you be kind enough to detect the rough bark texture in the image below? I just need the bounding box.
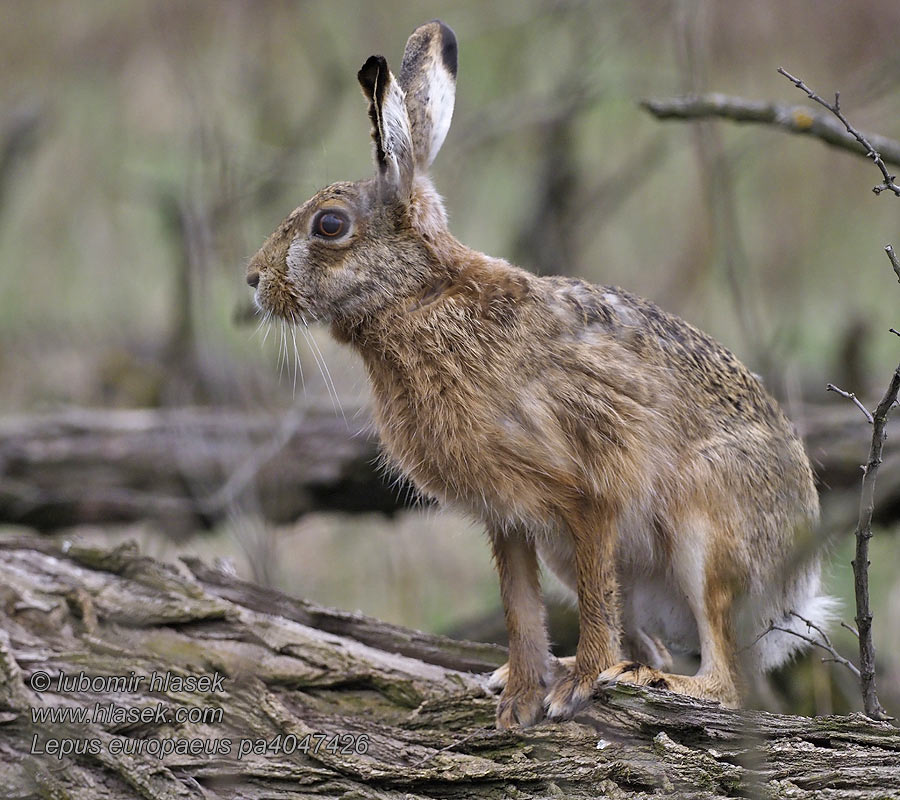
[0,403,895,532]
[0,534,898,799]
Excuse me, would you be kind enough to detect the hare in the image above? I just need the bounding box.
[247,20,834,728]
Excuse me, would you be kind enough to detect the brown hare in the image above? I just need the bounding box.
[247,20,834,728]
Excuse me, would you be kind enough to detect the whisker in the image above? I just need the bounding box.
[306,326,338,398]
[253,314,266,340]
[288,312,305,396]
[278,321,289,381]
[302,324,347,424]
[261,311,273,346]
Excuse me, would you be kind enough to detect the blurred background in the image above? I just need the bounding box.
[2,0,899,716]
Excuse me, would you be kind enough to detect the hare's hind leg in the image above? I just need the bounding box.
[598,618,740,706]
[489,528,552,729]
[599,517,741,707]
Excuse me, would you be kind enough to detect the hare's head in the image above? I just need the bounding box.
[248,20,458,330]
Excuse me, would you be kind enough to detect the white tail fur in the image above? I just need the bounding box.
[745,568,840,672]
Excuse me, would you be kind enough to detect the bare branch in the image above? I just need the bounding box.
[777,68,900,197]
[826,383,874,424]
[822,243,900,720]
[787,612,861,678]
[640,93,900,169]
[754,610,860,679]
[841,621,861,639]
[849,359,900,720]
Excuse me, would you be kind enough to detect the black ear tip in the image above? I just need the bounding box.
[433,20,458,78]
[358,54,386,93]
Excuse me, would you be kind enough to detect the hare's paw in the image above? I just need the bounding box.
[487,662,509,694]
[600,661,740,707]
[495,684,545,729]
[488,656,575,695]
[598,661,672,690]
[544,671,595,721]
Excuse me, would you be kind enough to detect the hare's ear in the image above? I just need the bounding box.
[358,55,414,203]
[398,20,457,170]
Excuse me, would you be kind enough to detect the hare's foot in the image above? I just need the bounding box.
[598,661,740,707]
[496,683,545,729]
[487,655,575,694]
[486,662,509,694]
[626,629,674,671]
[544,668,596,721]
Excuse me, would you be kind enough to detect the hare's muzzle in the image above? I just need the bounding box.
[246,270,260,288]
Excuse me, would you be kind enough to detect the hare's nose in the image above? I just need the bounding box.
[247,270,260,288]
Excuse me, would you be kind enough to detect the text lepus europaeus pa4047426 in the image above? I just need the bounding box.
[248,20,835,729]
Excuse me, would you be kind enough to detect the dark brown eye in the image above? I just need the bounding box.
[314,211,346,238]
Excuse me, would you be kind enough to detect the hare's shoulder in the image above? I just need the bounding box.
[541,276,785,427]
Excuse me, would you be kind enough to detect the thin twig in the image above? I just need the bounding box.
[777,68,900,197]
[841,621,860,639]
[744,613,859,681]
[754,615,859,678]
[787,612,860,677]
[826,383,874,424]
[762,611,862,679]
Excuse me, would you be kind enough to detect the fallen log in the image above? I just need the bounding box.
[0,407,403,531]
[0,533,897,799]
[0,402,896,531]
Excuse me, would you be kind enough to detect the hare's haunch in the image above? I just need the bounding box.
[248,20,833,728]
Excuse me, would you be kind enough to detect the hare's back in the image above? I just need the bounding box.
[544,277,787,431]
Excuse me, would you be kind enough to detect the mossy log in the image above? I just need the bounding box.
[0,402,896,532]
[1,534,898,799]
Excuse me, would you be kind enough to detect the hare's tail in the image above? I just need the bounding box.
[744,566,840,673]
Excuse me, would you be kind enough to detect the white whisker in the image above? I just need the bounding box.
[253,314,266,340]
[302,324,347,425]
[278,321,289,381]
[288,313,305,396]
[261,311,273,346]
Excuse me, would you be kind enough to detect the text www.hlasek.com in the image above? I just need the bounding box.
[31,702,223,726]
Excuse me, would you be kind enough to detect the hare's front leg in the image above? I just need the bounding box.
[489,528,551,729]
[545,512,621,720]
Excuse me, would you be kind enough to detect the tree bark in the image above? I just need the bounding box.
[0,533,897,799]
[0,402,896,532]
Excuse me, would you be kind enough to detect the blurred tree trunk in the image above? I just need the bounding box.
[0,407,405,532]
[0,534,898,799]
[0,104,43,219]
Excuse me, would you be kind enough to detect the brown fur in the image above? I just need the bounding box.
[248,21,828,728]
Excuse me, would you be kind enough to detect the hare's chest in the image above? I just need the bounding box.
[368,370,581,524]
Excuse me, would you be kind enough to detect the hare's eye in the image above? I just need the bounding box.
[313,211,347,238]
